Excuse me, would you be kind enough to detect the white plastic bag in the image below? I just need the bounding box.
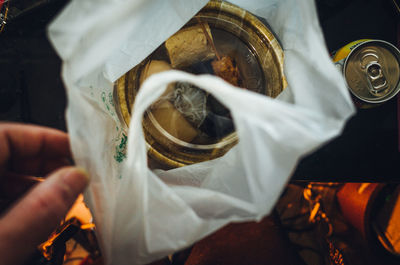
[48,0,355,264]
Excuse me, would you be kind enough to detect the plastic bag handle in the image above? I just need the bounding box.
[125,70,251,169]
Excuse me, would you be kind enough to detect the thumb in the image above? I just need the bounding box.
[0,166,89,265]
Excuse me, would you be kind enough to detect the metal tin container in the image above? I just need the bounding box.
[333,40,400,107]
[115,0,286,168]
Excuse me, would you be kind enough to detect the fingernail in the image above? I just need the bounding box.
[61,167,90,194]
[75,167,90,183]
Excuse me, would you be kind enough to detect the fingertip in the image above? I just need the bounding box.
[61,167,90,194]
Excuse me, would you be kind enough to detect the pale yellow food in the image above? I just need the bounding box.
[140,61,198,142]
[165,24,216,68]
[140,60,174,96]
[140,60,172,85]
[151,100,198,143]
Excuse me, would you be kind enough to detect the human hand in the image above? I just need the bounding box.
[0,123,89,265]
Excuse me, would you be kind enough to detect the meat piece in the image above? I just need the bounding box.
[211,56,241,87]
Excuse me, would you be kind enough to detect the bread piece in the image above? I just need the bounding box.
[166,24,216,68]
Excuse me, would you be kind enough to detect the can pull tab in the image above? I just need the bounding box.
[361,53,388,94]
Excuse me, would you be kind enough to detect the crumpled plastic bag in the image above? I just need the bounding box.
[48,0,355,264]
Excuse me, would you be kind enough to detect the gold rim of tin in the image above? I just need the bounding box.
[115,0,286,168]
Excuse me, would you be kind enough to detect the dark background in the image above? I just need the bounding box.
[0,0,399,182]
[296,0,400,182]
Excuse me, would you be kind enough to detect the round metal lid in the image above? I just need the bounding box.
[344,40,400,104]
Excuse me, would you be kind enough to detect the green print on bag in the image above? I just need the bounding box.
[101,91,116,116]
[114,132,127,163]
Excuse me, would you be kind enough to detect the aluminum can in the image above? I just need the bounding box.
[333,39,400,107]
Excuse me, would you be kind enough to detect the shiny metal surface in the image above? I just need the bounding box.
[344,40,400,103]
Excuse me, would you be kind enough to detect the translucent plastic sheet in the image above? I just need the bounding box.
[48,0,355,264]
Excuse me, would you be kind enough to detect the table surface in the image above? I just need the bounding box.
[0,0,399,182]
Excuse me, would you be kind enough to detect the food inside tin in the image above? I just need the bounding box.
[138,20,265,147]
[114,3,287,167]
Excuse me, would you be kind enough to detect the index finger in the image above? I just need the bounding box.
[0,123,72,176]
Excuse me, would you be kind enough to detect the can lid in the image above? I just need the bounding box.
[344,40,400,103]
